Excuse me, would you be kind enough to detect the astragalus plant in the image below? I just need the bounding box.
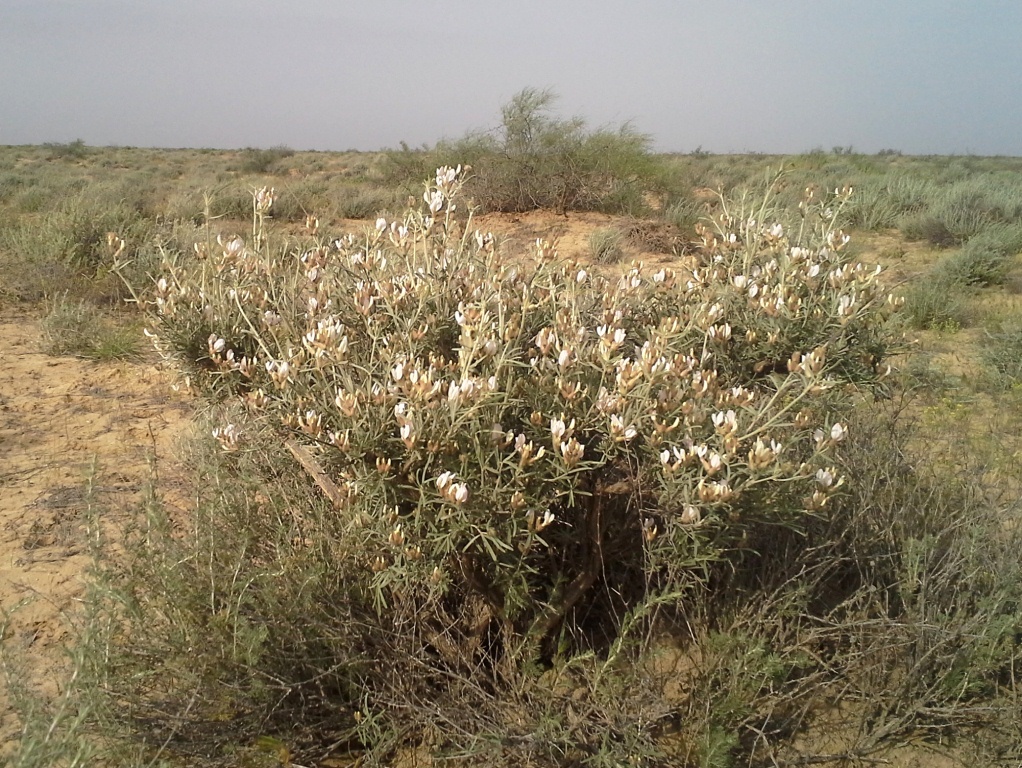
[141,168,904,760]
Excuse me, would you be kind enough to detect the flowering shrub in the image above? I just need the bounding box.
[146,168,902,659]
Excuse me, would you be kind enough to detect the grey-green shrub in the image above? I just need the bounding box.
[846,174,935,231]
[0,187,158,301]
[981,322,1022,385]
[901,268,969,330]
[44,139,89,160]
[61,167,1022,766]
[942,223,1022,286]
[587,226,625,263]
[238,144,295,174]
[899,175,1022,247]
[40,295,141,359]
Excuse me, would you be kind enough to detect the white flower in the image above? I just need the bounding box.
[212,423,241,451]
[711,410,738,435]
[450,482,470,505]
[701,452,724,475]
[435,165,460,188]
[610,414,637,442]
[551,416,576,446]
[680,505,701,525]
[426,190,444,214]
[559,437,585,467]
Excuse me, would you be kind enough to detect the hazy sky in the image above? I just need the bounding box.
[2,0,1020,155]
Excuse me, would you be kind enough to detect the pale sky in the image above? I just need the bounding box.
[2,0,1020,155]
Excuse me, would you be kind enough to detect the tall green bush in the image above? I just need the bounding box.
[391,89,662,214]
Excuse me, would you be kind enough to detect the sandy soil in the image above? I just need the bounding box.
[0,309,193,749]
[0,210,663,755]
[0,216,994,764]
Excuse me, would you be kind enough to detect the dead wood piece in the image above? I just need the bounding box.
[285,439,345,508]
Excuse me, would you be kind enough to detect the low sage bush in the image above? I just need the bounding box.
[942,223,1022,286]
[982,322,1022,386]
[0,187,158,301]
[901,267,969,330]
[587,226,625,263]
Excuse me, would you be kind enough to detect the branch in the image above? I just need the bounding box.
[530,491,605,641]
[285,439,346,509]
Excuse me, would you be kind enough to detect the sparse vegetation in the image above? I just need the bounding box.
[942,222,1022,286]
[982,321,1022,386]
[901,268,970,330]
[40,294,141,360]
[0,134,1020,767]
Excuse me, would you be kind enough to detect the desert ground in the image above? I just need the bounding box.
[1,143,1020,766]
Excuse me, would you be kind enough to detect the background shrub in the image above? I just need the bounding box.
[941,223,1022,286]
[44,139,89,160]
[982,322,1022,386]
[39,295,141,359]
[238,144,296,174]
[390,88,663,214]
[4,145,1022,766]
[901,267,969,330]
[0,186,159,301]
[587,225,625,263]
